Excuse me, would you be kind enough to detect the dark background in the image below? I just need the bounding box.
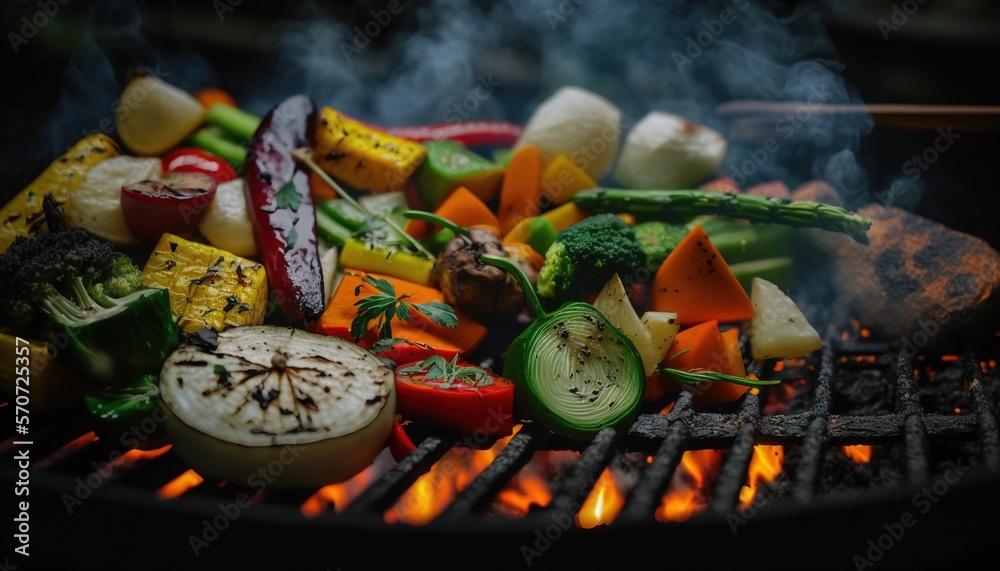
[2,0,999,245]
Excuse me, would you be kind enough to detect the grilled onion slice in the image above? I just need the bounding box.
[160,326,395,487]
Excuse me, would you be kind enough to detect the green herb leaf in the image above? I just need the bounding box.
[350,275,459,342]
[396,354,494,389]
[660,367,780,388]
[411,301,459,328]
[274,181,302,212]
[286,225,298,248]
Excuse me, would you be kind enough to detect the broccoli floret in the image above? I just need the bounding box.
[536,213,645,304]
[0,227,144,332]
[633,221,689,270]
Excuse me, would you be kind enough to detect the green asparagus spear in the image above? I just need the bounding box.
[572,188,871,244]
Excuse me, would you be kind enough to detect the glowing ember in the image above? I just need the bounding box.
[842,445,873,463]
[738,446,784,509]
[85,445,172,481]
[34,431,99,470]
[773,360,785,372]
[385,432,515,525]
[940,355,960,362]
[156,469,204,500]
[860,328,871,338]
[659,401,675,415]
[655,449,725,522]
[576,467,626,528]
[495,450,579,517]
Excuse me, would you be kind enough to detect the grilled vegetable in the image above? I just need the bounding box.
[161,147,238,183]
[613,112,727,190]
[573,188,872,244]
[433,226,528,319]
[0,220,144,333]
[540,154,599,206]
[189,126,248,170]
[482,255,645,440]
[649,225,755,326]
[120,172,218,244]
[388,121,523,147]
[0,133,119,253]
[498,145,543,235]
[314,106,426,193]
[405,186,501,239]
[633,220,690,269]
[115,74,205,156]
[501,216,558,257]
[416,140,504,207]
[317,270,485,356]
[747,277,822,361]
[340,236,435,285]
[66,156,161,246]
[658,321,759,407]
[536,213,645,306]
[388,421,417,463]
[0,334,89,412]
[204,102,260,142]
[395,355,514,436]
[84,374,167,448]
[160,326,396,487]
[40,276,177,386]
[198,179,257,257]
[142,233,269,333]
[244,95,325,327]
[593,274,657,375]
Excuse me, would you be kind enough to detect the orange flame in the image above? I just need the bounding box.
[576,467,626,528]
[384,432,515,525]
[738,446,784,509]
[300,463,379,518]
[495,450,579,517]
[34,431,99,470]
[156,469,203,500]
[842,445,873,463]
[655,449,725,522]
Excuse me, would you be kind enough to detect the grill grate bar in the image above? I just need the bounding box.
[791,417,828,503]
[542,427,620,522]
[617,421,689,523]
[896,353,930,485]
[438,428,539,519]
[966,351,1000,470]
[709,423,756,514]
[345,436,450,514]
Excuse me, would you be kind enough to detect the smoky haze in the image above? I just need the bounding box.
[5,0,876,204]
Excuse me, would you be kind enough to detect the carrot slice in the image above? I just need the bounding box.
[309,171,337,201]
[649,225,755,325]
[656,321,749,407]
[316,270,488,356]
[498,145,543,234]
[194,87,237,110]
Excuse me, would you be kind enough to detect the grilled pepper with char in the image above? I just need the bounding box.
[244,95,325,327]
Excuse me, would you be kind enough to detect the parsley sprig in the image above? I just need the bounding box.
[350,275,458,341]
[397,354,494,389]
[660,367,780,388]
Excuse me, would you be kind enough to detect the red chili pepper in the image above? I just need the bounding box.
[387,121,523,147]
[387,421,417,463]
[120,172,217,244]
[162,147,238,183]
[244,95,325,327]
[394,358,515,436]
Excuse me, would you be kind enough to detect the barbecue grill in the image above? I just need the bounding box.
[3,1,1000,570]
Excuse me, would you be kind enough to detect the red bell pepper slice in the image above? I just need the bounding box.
[161,147,238,183]
[244,95,326,327]
[387,121,523,147]
[394,356,514,436]
[387,421,417,463]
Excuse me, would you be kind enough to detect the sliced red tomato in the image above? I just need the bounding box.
[394,356,514,436]
[162,147,238,183]
[120,172,217,244]
[372,339,455,366]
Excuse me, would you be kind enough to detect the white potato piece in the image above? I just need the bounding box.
[514,86,623,179]
[116,75,205,156]
[160,326,395,487]
[593,274,658,375]
[748,277,823,361]
[640,311,680,365]
[66,156,160,246]
[198,178,257,257]
[613,111,727,189]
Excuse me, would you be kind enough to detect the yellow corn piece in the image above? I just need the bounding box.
[0,134,120,252]
[314,107,426,193]
[142,234,268,332]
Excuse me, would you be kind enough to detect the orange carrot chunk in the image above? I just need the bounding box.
[649,225,755,325]
[498,146,543,235]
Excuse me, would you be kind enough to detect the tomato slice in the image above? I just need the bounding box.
[162,147,238,183]
[394,357,514,436]
[120,172,217,244]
